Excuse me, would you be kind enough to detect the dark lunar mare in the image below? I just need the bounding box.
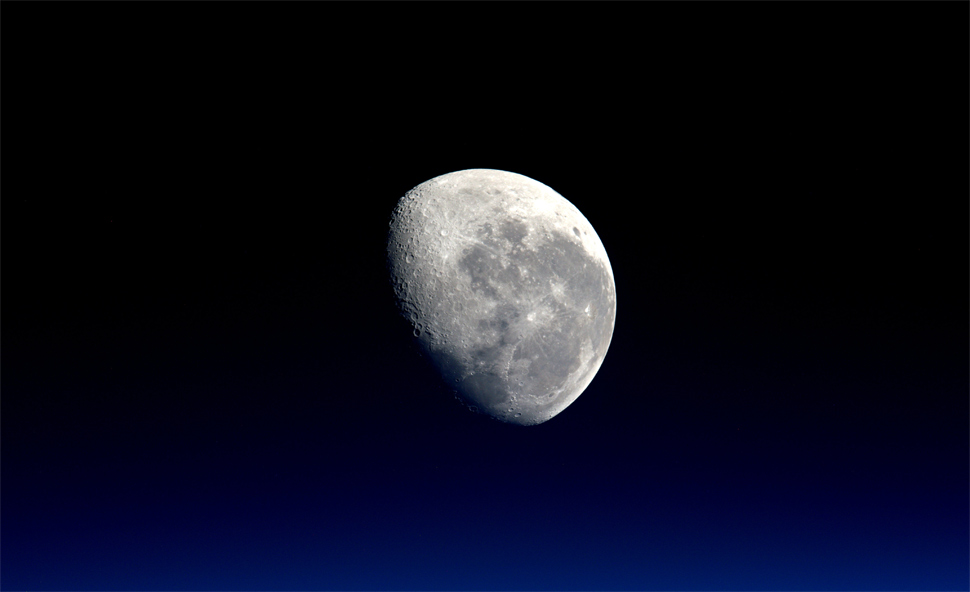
[435,221,614,421]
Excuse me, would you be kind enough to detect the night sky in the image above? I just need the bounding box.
[4,7,967,591]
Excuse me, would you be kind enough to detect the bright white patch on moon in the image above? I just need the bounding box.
[387,169,616,426]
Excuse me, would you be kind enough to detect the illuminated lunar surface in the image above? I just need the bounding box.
[387,169,616,425]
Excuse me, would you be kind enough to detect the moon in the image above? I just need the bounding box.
[387,169,616,426]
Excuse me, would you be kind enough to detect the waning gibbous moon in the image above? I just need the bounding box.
[387,169,616,426]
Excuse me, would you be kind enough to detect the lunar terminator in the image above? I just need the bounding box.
[387,169,616,425]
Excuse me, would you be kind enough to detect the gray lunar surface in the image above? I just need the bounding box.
[387,169,616,425]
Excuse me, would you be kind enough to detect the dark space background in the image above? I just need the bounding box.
[3,7,967,591]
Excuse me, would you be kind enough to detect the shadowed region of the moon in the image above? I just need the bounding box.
[387,169,616,426]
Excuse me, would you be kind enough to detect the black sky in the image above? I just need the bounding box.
[3,6,968,591]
